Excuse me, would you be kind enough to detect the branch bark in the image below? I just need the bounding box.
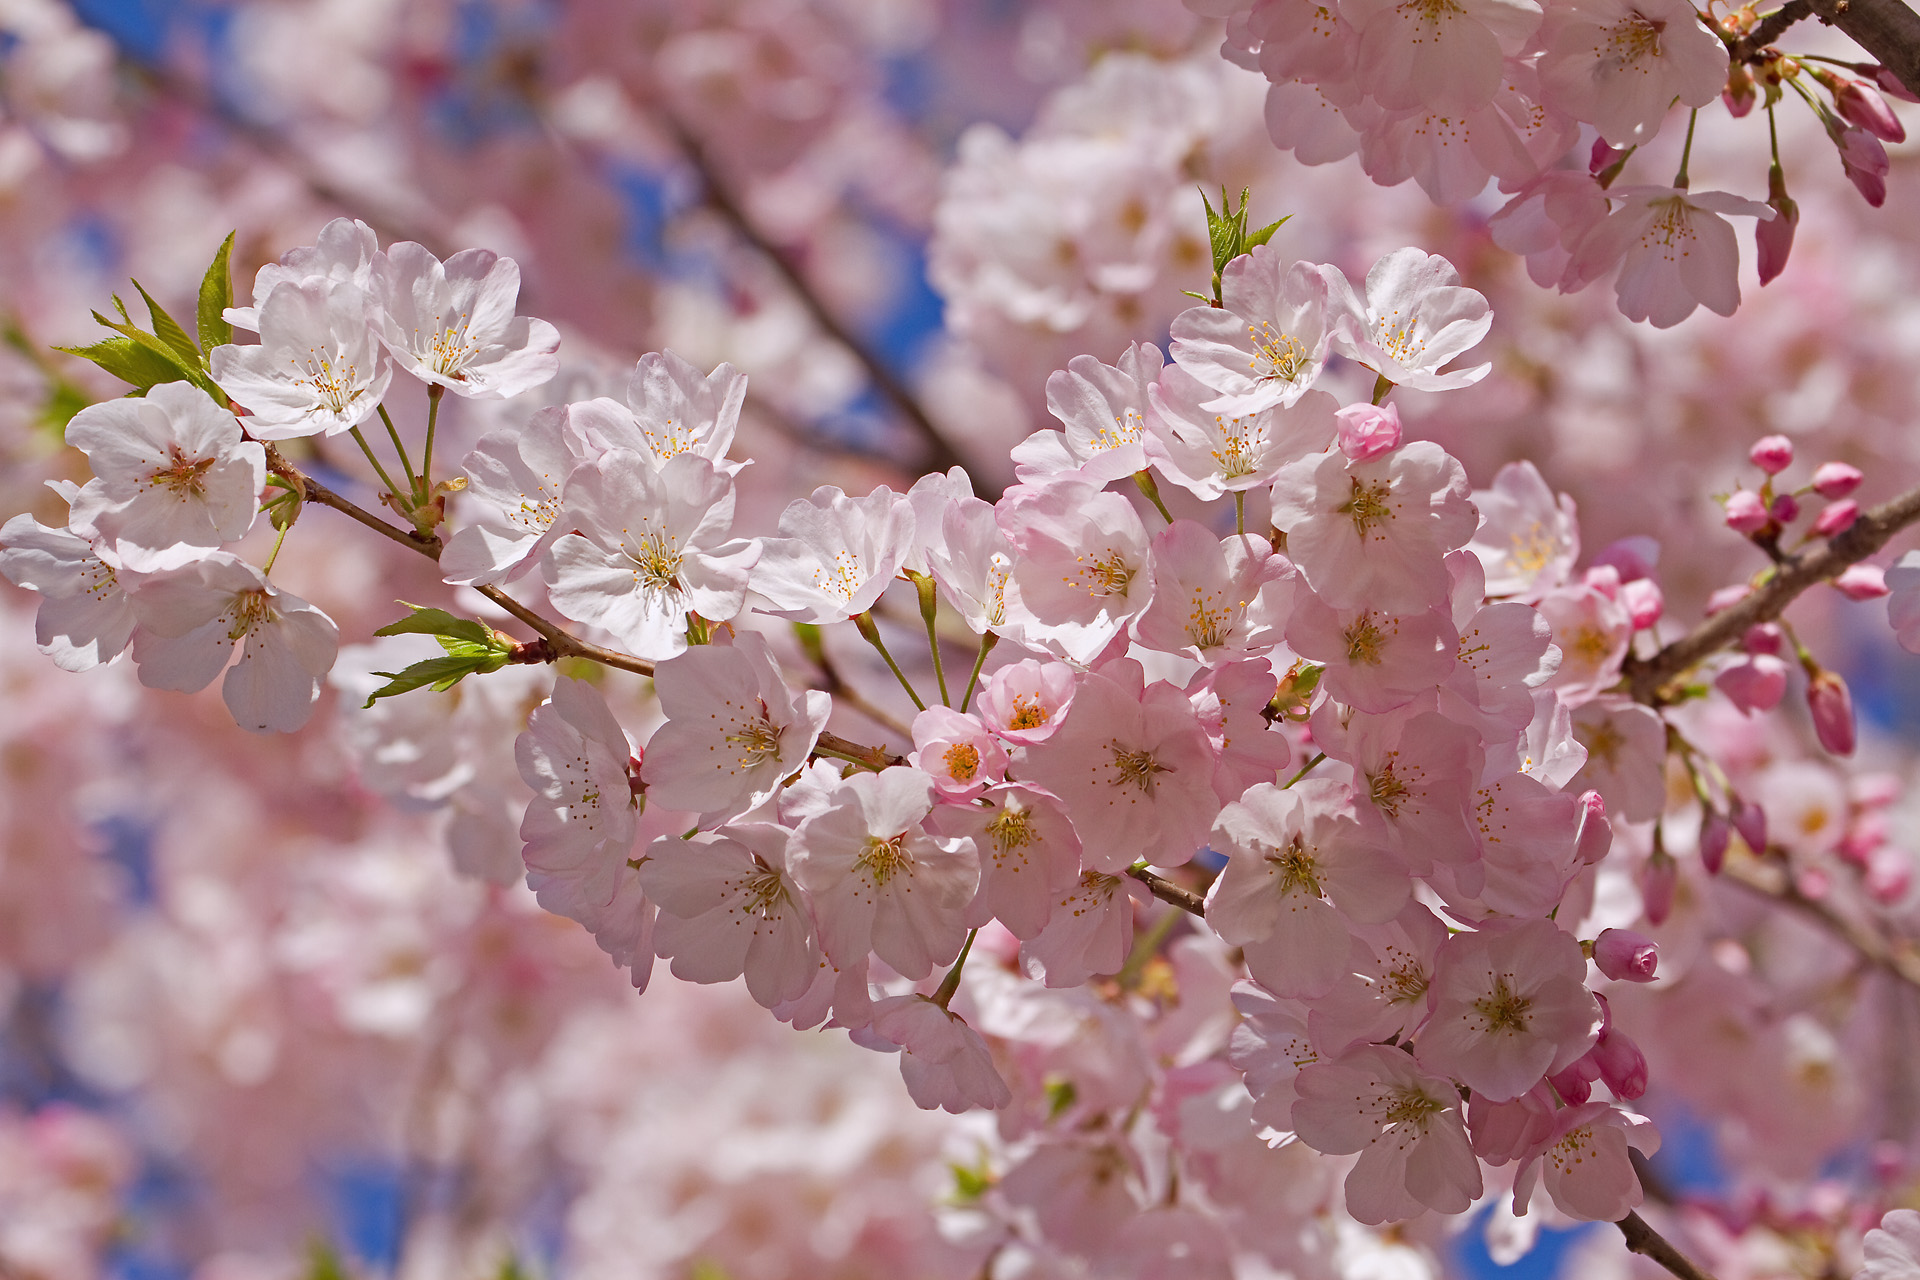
[1126,864,1208,916]
[1624,480,1920,703]
[1731,0,1813,58]
[1804,0,1920,96]
[655,111,980,487]
[1618,1212,1719,1280]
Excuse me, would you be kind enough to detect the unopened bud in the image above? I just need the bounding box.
[1812,461,1864,499]
[1807,668,1857,756]
[1548,1062,1595,1105]
[1590,137,1628,176]
[1716,653,1790,714]
[1770,492,1800,523]
[1836,126,1890,207]
[1866,847,1914,904]
[1592,1027,1650,1099]
[1725,63,1757,116]
[1813,499,1860,537]
[1594,929,1659,982]
[1620,578,1664,629]
[1835,77,1907,142]
[1872,64,1920,103]
[1574,789,1612,864]
[1642,852,1677,925]
[1700,809,1731,874]
[1725,490,1770,533]
[1757,186,1798,287]
[1335,401,1402,461]
[1743,622,1785,655]
[1731,796,1768,853]
[1835,563,1889,600]
[1750,434,1795,474]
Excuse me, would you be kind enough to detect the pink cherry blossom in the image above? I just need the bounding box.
[1019,869,1139,987]
[225,216,378,331]
[926,783,1081,939]
[1336,402,1401,461]
[1340,0,1542,115]
[1010,342,1162,482]
[371,241,561,398]
[909,706,1008,800]
[1511,1101,1659,1221]
[752,483,915,624]
[1133,522,1295,663]
[856,995,1012,1113]
[440,405,597,587]
[1308,903,1451,1056]
[0,515,135,671]
[639,823,818,1009]
[1535,0,1727,145]
[1167,245,1339,412]
[1001,478,1154,664]
[1286,596,1458,714]
[1571,187,1773,328]
[1324,248,1494,391]
[1466,461,1579,601]
[576,350,746,471]
[210,279,392,439]
[1146,365,1339,499]
[974,658,1076,745]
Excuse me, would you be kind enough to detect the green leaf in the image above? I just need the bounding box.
[132,280,201,367]
[198,231,236,358]
[373,602,506,652]
[87,306,216,395]
[1244,214,1290,251]
[53,335,192,393]
[362,651,510,708]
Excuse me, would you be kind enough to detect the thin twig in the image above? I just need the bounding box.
[1721,857,1920,990]
[1617,1212,1718,1280]
[1126,865,1207,916]
[1625,480,1920,703]
[655,110,975,484]
[814,731,905,771]
[1731,0,1813,59]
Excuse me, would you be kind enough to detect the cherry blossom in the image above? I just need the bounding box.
[855,996,1012,1113]
[639,823,818,1008]
[1415,920,1602,1101]
[371,241,561,398]
[751,484,915,624]
[440,406,598,587]
[1001,477,1154,664]
[909,706,1008,800]
[1011,343,1163,482]
[1167,245,1338,412]
[974,658,1077,746]
[64,383,266,570]
[1323,248,1494,391]
[210,279,392,439]
[1133,522,1295,663]
[575,350,747,470]
[1467,462,1579,601]
[1570,186,1773,328]
[1510,1101,1660,1221]
[1535,0,1727,145]
[926,783,1081,939]
[1147,364,1339,498]
[0,515,135,671]
[224,216,378,331]
[126,552,339,733]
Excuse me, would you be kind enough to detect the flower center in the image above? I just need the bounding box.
[1109,743,1169,793]
[1072,549,1135,598]
[943,742,981,782]
[1339,477,1394,538]
[857,833,912,885]
[1383,1084,1444,1129]
[1601,12,1665,69]
[1247,321,1309,384]
[627,531,685,596]
[1007,695,1049,732]
[289,347,360,413]
[1208,415,1260,479]
[423,314,478,377]
[724,709,781,767]
[1089,409,1145,453]
[1370,760,1408,817]
[1266,835,1322,898]
[1344,613,1388,665]
[986,806,1037,867]
[812,551,867,605]
[1471,977,1533,1035]
[1186,588,1239,651]
[152,445,215,499]
[226,589,274,641]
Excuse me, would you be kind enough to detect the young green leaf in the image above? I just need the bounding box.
[132,280,201,367]
[362,651,511,707]
[372,602,507,652]
[198,231,236,358]
[52,335,192,393]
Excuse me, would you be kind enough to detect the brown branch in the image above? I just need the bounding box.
[1126,865,1207,916]
[1721,856,1920,990]
[814,731,906,771]
[1617,1212,1719,1280]
[1732,0,1813,59]
[1624,480,1920,703]
[654,111,978,487]
[1803,0,1920,97]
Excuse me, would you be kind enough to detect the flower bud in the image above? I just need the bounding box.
[1873,64,1920,104]
[1620,578,1663,629]
[1574,789,1612,864]
[1756,191,1799,286]
[1839,810,1887,867]
[1724,63,1757,116]
[1812,461,1863,499]
[1750,434,1795,474]
[1548,1062,1594,1105]
[1743,622,1785,655]
[1700,809,1731,874]
[1835,563,1889,600]
[1642,852,1677,925]
[1716,653,1789,714]
[1866,847,1913,904]
[1835,77,1907,142]
[1707,583,1752,614]
[1807,668,1857,756]
[1592,1027,1650,1099]
[1770,492,1800,523]
[1836,126,1890,206]
[1731,796,1768,853]
[1335,401,1401,461]
[1594,929,1659,982]
[1812,499,1859,537]
[1724,490,1769,533]
[1590,137,1628,176]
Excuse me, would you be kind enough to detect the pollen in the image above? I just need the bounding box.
[1339,476,1395,539]
[857,832,913,885]
[1247,321,1309,385]
[724,707,781,767]
[149,445,216,501]
[1370,759,1409,817]
[1265,835,1322,898]
[1007,695,1049,732]
[1344,613,1389,665]
[225,588,275,642]
[1470,976,1533,1035]
[1382,1085,1444,1128]
[943,741,981,782]
[625,530,686,597]
[986,806,1037,867]
[1109,742,1169,793]
[1071,549,1134,598]
[813,551,867,604]
[288,346,362,414]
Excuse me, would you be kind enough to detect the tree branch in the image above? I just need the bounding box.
[1721,856,1920,990]
[1126,865,1208,916]
[654,111,978,486]
[1617,1212,1719,1280]
[1803,0,1920,97]
[1624,480,1920,703]
[1732,0,1813,58]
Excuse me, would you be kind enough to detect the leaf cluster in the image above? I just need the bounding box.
[1185,187,1288,306]
[363,604,518,707]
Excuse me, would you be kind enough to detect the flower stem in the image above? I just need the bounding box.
[349,424,407,503]
[1233,489,1245,536]
[1370,372,1394,405]
[374,405,420,497]
[932,929,978,1009]
[1284,751,1326,788]
[419,383,444,503]
[854,611,927,712]
[960,631,999,713]
[1133,470,1174,524]
[913,573,951,706]
[1673,109,1699,190]
[262,520,291,576]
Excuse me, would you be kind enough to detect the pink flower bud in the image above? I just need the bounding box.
[1839,811,1887,867]
[1574,789,1612,864]
[1835,563,1889,599]
[1700,810,1731,874]
[1583,563,1623,599]
[1873,64,1920,103]
[1838,127,1890,206]
[1724,64,1757,117]
[1642,854,1677,925]
[1592,536,1660,582]
[1732,796,1768,853]
[1797,865,1832,900]
[1835,78,1907,142]
[1716,653,1790,714]
[1549,1063,1594,1105]
[1812,461,1863,499]
[1592,1027,1649,1099]
[1594,929,1659,982]
[1866,847,1913,904]
[1812,499,1859,538]
[1707,583,1753,614]
[1807,669,1857,756]
[1852,772,1900,807]
[1756,192,1799,286]
[1334,401,1402,461]
[1750,435,1795,474]
[1743,622,1785,655]
[1770,492,1800,523]
[1724,490,1769,533]
[1590,137,1628,175]
[1620,578,1663,629]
